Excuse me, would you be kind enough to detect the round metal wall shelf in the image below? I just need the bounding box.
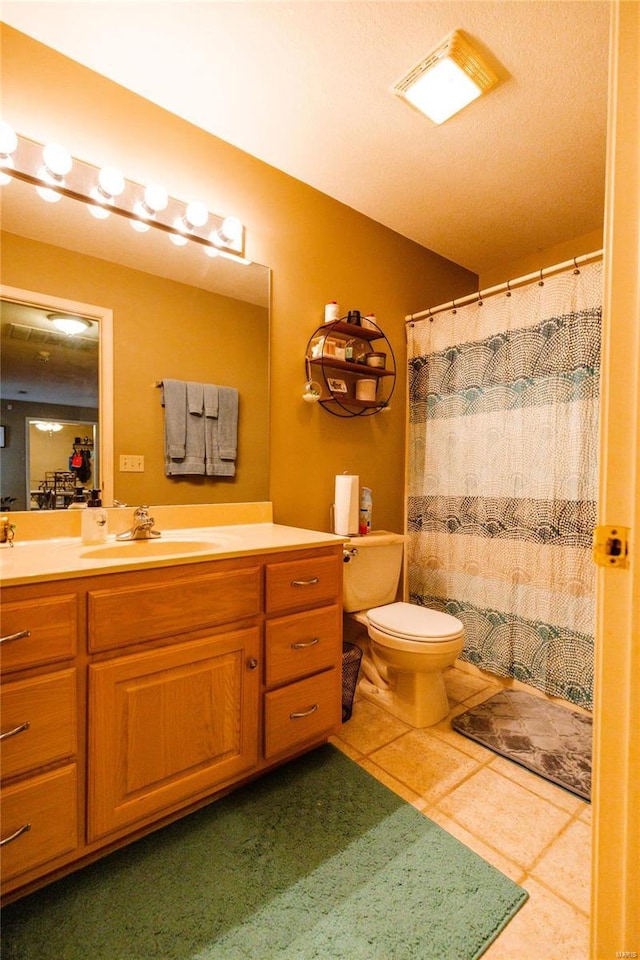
[304,318,396,418]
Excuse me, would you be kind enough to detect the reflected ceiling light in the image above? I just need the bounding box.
[88,165,126,220]
[34,421,64,433]
[35,142,73,202]
[47,313,91,335]
[0,121,18,186]
[392,30,499,125]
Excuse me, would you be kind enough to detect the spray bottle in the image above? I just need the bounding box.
[359,486,373,535]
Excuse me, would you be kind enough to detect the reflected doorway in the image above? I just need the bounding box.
[27,418,98,509]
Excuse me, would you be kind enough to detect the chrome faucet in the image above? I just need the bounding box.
[116,506,161,541]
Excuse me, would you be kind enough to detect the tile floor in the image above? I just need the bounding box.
[330,665,592,960]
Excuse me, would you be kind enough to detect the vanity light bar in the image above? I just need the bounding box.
[0,127,249,264]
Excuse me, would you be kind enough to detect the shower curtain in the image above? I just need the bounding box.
[406,260,602,710]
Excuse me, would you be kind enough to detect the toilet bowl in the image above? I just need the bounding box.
[343,531,465,727]
[363,602,464,727]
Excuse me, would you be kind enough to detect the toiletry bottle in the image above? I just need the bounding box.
[81,489,108,545]
[359,487,373,535]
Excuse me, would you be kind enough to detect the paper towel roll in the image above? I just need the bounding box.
[334,474,359,535]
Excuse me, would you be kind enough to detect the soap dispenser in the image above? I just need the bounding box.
[81,489,108,545]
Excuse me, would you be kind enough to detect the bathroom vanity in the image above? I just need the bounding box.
[0,513,345,901]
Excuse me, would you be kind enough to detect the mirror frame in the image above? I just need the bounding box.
[1,283,114,507]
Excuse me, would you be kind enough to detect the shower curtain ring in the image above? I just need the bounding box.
[452,299,457,314]
[506,279,512,297]
[573,257,581,275]
[428,308,434,323]
[477,290,483,307]
[538,268,545,287]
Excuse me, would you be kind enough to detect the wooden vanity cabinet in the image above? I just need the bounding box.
[0,587,80,890]
[0,543,343,900]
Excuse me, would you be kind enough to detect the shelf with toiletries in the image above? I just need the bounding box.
[304,316,396,418]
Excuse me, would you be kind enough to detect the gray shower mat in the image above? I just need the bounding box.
[452,689,592,801]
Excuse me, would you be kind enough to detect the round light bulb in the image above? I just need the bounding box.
[220,216,243,243]
[0,121,18,157]
[42,142,72,177]
[185,201,208,229]
[130,217,151,233]
[169,222,189,246]
[98,166,125,198]
[87,188,111,219]
[0,155,14,186]
[143,183,168,213]
[35,166,63,203]
[203,243,219,258]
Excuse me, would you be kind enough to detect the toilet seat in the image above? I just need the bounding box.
[367,602,464,643]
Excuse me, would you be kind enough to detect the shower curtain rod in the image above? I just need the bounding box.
[405,248,604,324]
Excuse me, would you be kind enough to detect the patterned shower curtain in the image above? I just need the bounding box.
[406,261,602,710]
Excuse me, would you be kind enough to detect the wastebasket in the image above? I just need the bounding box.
[342,641,363,722]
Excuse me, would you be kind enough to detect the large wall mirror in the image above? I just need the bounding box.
[0,175,270,515]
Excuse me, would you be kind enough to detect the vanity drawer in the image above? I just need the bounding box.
[263,668,340,759]
[0,595,77,672]
[88,564,261,652]
[0,763,78,884]
[265,555,341,615]
[1,668,77,781]
[265,605,341,687]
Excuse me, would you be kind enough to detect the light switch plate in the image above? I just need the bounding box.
[119,454,144,472]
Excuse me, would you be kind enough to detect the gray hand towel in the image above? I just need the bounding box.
[204,384,219,418]
[187,381,204,415]
[161,379,187,459]
[217,386,239,461]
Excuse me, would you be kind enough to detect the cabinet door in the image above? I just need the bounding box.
[88,628,260,841]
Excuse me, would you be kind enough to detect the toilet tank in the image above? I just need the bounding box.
[343,531,406,613]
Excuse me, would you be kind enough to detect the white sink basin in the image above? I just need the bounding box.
[81,538,225,560]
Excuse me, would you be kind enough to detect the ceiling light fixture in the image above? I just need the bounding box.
[392,30,499,125]
[34,421,64,433]
[1,131,249,262]
[47,313,92,336]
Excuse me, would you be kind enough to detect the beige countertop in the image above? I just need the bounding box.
[0,520,347,587]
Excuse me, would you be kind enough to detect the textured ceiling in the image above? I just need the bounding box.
[0,1,610,274]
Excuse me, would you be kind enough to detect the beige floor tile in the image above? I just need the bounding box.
[438,766,574,869]
[357,757,422,805]
[328,735,362,762]
[336,699,411,754]
[369,729,481,802]
[443,666,498,705]
[532,818,592,915]
[487,755,586,814]
[424,806,526,883]
[482,876,590,960]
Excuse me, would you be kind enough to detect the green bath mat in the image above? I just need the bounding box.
[1,744,527,960]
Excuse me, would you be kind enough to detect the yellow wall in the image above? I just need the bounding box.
[480,228,604,290]
[0,24,476,533]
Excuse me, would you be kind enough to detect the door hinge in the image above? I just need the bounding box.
[592,525,630,568]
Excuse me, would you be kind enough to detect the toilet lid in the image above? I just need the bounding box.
[368,602,464,642]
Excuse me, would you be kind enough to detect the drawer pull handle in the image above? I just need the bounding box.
[0,629,31,645]
[291,577,319,587]
[291,637,320,650]
[290,703,319,720]
[0,823,31,847]
[0,720,30,742]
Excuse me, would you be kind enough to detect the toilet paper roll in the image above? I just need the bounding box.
[334,474,359,535]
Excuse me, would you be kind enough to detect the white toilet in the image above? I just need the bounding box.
[343,531,465,727]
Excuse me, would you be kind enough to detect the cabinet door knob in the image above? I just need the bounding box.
[247,658,259,670]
